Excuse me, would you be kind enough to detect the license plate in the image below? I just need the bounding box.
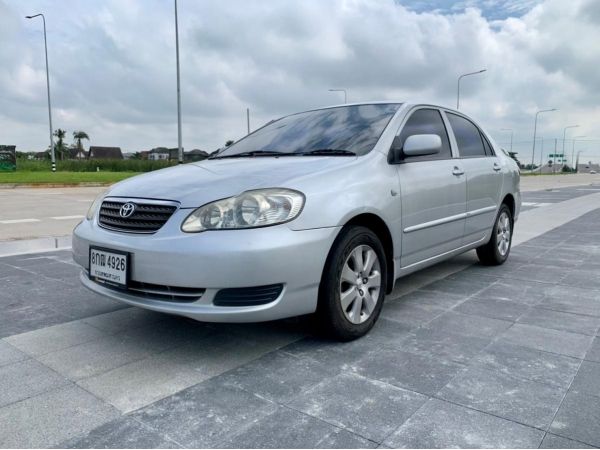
[89,247,129,287]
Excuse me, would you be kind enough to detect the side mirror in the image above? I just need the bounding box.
[402,134,442,157]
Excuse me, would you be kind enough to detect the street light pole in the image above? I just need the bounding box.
[456,69,486,110]
[246,108,250,135]
[571,135,586,172]
[562,125,579,168]
[328,89,347,103]
[501,128,513,152]
[26,13,56,172]
[174,0,183,164]
[531,108,557,170]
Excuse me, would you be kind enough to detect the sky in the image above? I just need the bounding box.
[1,0,598,163]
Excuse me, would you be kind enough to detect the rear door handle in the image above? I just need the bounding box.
[493,163,502,172]
[452,167,464,176]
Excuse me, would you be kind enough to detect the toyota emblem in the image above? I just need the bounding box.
[119,202,136,218]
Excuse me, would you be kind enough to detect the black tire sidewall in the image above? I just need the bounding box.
[318,226,387,340]
[490,204,513,263]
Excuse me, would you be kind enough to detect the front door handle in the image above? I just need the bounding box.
[493,163,502,172]
[452,167,464,176]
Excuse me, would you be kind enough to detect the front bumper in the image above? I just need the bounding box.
[73,213,340,322]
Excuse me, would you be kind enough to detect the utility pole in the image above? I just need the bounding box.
[26,13,56,172]
[246,108,250,135]
[174,0,183,164]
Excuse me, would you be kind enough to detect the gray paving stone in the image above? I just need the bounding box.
[315,428,377,449]
[387,289,465,309]
[131,378,278,448]
[0,385,119,448]
[569,361,600,398]
[499,324,593,359]
[5,320,107,356]
[219,350,336,403]
[437,366,566,429]
[471,341,580,388]
[381,300,446,326]
[38,333,163,381]
[473,279,547,305]
[287,372,427,442]
[517,308,600,336]
[585,337,600,363]
[0,359,69,407]
[82,307,164,334]
[60,416,182,448]
[539,286,600,317]
[350,347,464,395]
[400,327,491,364]
[48,287,127,321]
[454,297,529,322]
[421,276,492,297]
[540,433,596,449]
[0,262,30,279]
[0,303,71,339]
[425,311,512,339]
[384,398,544,449]
[0,340,28,367]
[79,327,295,413]
[550,390,600,447]
[563,269,600,290]
[220,406,350,448]
[503,264,567,284]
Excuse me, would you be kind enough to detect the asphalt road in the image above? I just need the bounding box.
[0,178,600,447]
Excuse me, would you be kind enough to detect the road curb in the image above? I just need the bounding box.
[0,235,72,257]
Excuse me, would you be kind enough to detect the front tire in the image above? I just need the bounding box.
[317,226,387,341]
[476,204,513,266]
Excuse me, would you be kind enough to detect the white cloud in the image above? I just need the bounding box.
[0,0,598,162]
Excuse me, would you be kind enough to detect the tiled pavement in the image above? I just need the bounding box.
[1,211,600,448]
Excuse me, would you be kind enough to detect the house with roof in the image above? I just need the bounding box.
[69,147,88,159]
[88,146,123,160]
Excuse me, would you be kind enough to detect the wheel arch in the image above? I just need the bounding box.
[340,213,395,294]
[502,193,515,218]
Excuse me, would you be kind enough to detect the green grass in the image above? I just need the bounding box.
[0,171,142,185]
[15,159,175,172]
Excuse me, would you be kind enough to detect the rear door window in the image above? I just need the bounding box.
[447,113,486,158]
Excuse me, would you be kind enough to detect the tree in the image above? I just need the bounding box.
[225,140,234,147]
[53,129,68,160]
[72,131,90,153]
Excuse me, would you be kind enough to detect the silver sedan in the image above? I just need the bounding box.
[73,102,520,340]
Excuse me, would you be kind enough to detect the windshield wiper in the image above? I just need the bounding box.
[210,150,286,159]
[298,149,357,156]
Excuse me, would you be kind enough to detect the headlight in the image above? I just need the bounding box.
[86,189,110,220]
[181,188,305,232]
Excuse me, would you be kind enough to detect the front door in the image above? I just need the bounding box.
[393,108,467,268]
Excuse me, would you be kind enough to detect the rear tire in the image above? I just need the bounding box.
[316,226,387,341]
[476,204,513,266]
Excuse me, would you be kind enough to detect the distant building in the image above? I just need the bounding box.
[147,147,171,160]
[88,146,123,160]
[122,152,136,160]
[577,162,600,173]
[69,148,87,159]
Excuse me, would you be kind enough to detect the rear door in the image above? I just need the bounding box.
[444,112,503,245]
[393,108,467,268]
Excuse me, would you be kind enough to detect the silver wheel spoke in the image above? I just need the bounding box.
[351,247,364,273]
[362,290,376,315]
[349,295,363,323]
[367,271,381,289]
[341,263,356,284]
[363,249,376,275]
[340,286,358,311]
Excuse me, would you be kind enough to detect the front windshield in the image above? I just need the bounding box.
[215,103,401,158]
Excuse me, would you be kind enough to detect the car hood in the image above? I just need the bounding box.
[107,156,355,208]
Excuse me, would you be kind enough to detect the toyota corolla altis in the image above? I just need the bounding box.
[73,102,520,340]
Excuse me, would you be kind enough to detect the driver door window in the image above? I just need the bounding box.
[393,109,452,163]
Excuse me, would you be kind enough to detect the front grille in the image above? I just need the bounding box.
[214,284,284,307]
[93,276,205,302]
[98,199,177,233]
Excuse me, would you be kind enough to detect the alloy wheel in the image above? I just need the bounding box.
[496,211,511,256]
[339,244,382,324]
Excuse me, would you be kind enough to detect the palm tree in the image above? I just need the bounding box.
[73,131,90,153]
[53,129,67,160]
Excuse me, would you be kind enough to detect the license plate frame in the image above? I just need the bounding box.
[89,246,130,288]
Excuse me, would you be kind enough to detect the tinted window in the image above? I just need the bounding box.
[215,104,401,157]
[480,132,495,156]
[447,113,486,157]
[395,109,451,161]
